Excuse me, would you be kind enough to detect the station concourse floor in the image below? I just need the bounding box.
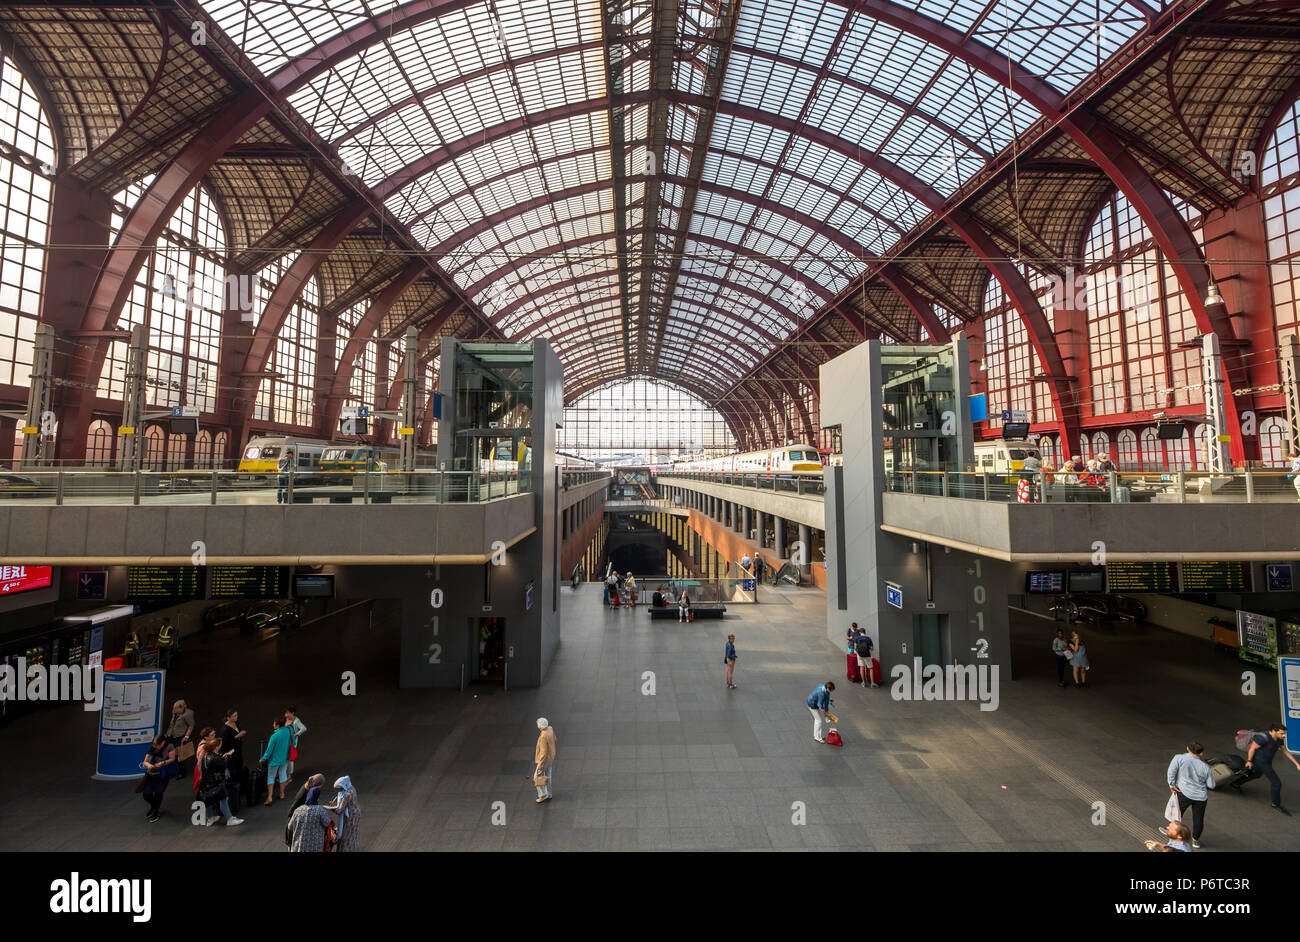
[1,584,1296,852]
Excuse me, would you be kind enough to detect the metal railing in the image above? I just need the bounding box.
[0,469,535,506]
[886,469,1300,504]
[598,573,758,605]
[655,470,825,495]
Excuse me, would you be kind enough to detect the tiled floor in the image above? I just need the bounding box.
[1,584,1295,851]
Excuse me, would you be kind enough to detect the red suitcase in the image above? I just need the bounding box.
[846,652,861,683]
[867,658,881,685]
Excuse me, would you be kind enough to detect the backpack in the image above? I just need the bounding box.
[1235,729,1259,752]
[855,637,873,657]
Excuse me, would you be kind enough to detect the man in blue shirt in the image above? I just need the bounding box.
[724,634,738,689]
[1164,741,1214,848]
[1145,821,1192,852]
[1246,724,1300,814]
[805,681,835,743]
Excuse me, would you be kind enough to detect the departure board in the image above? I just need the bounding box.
[209,566,287,599]
[1105,561,1177,593]
[1026,571,1064,593]
[1180,561,1250,592]
[126,566,202,599]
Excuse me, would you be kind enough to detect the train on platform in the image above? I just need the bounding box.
[669,444,824,474]
[238,435,541,476]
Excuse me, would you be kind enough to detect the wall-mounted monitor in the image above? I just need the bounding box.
[1002,422,1030,440]
[1067,569,1105,593]
[1026,571,1064,593]
[293,574,335,599]
[1156,423,1186,440]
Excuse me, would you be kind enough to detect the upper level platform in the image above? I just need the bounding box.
[0,469,610,565]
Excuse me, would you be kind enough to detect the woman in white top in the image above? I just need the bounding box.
[1289,451,1300,501]
[284,705,307,778]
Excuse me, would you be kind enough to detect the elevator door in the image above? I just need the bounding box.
[911,614,949,666]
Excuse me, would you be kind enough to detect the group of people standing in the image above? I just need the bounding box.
[1051,628,1090,687]
[604,570,638,607]
[138,699,361,851]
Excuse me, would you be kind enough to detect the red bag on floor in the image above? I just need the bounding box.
[868,658,881,685]
[826,729,843,747]
[687,610,694,623]
[846,652,861,683]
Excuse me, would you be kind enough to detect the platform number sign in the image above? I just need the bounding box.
[885,582,902,609]
[969,557,989,659]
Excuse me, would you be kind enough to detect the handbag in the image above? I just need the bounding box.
[160,760,182,781]
[134,773,149,794]
[289,744,299,761]
[176,742,196,762]
[533,768,549,786]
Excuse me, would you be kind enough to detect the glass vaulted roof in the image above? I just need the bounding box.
[199,0,1151,398]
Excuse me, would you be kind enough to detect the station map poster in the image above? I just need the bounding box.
[1104,561,1176,592]
[126,566,202,599]
[208,566,287,599]
[1281,657,1300,753]
[1180,561,1250,592]
[93,668,165,780]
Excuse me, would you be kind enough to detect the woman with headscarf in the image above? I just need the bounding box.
[323,775,362,852]
[286,784,332,852]
[284,773,326,847]
[533,717,556,803]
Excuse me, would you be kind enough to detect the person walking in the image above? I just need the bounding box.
[276,448,295,503]
[286,785,332,852]
[534,717,556,804]
[1245,724,1300,814]
[1068,630,1088,687]
[140,735,178,823]
[324,775,362,852]
[260,715,294,805]
[284,705,307,779]
[192,726,215,803]
[1052,628,1070,688]
[806,681,835,744]
[724,633,738,689]
[1165,741,1215,848]
[219,709,248,810]
[625,572,637,606]
[1288,450,1300,502]
[165,699,196,774]
[753,555,764,586]
[197,734,244,827]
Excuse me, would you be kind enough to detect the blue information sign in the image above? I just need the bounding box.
[885,582,902,609]
[93,668,166,780]
[1281,657,1300,754]
[1267,563,1294,592]
[742,578,756,592]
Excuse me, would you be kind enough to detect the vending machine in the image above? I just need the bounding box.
[1238,610,1279,668]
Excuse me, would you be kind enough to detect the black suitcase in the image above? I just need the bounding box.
[1209,754,1251,789]
[247,742,268,804]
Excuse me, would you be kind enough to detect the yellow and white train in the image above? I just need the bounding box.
[671,444,824,474]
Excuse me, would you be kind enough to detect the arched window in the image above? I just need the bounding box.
[86,419,113,467]
[978,276,1055,432]
[213,431,229,468]
[1164,428,1192,469]
[1263,96,1300,341]
[1139,427,1162,471]
[1037,434,1058,468]
[0,55,55,397]
[101,179,225,414]
[194,429,212,469]
[166,431,187,470]
[1259,416,1288,466]
[1192,422,1215,470]
[1117,429,1139,468]
[1091,431,1110,462]
[143,425,166,470]
[1077,434,1090,462]
[557,378,735,461]
[252,252,318,426]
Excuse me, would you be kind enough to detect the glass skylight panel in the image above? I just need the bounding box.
[200,0,374,74]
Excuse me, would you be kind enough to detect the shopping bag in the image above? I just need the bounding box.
[1163,793,1181,823]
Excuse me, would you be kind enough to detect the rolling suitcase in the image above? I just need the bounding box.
[1208,754,1251,790]
[846,652,861,683]
[247,742,268,804]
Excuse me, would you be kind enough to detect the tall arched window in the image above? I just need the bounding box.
[1117,429,1139,467]
[1263,96,1300,342]
[1139,427,1161,470]
[100,179,224,415]
[251,252,318,426]
[86,419,113,467]
[213,431,229,467]
[194,429,212,469]
[166,431,186,470]
[1259,416,1288,465]
[1091,431,1110,460]
[0,55,55,394]
[143,425,166,470]
[558,379,735,461]
[978,275,1056,431]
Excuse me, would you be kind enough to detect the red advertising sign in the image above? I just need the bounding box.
[0,565,53,596]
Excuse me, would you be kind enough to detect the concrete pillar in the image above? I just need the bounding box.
[774,515,787,558]
[754,511,766,548]
[743,505,752,540]
[798,523,811,574]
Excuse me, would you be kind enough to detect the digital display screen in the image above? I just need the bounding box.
[1180,561,1250,592]
[1002,422,1030,439]
[209,566,287,599]
[0,565,53,596]
[1067,570,1105,593]
[1026,571,1064,593]
[293,575,335,599]
[126,566,202,599]
[1105,561,1177,593]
